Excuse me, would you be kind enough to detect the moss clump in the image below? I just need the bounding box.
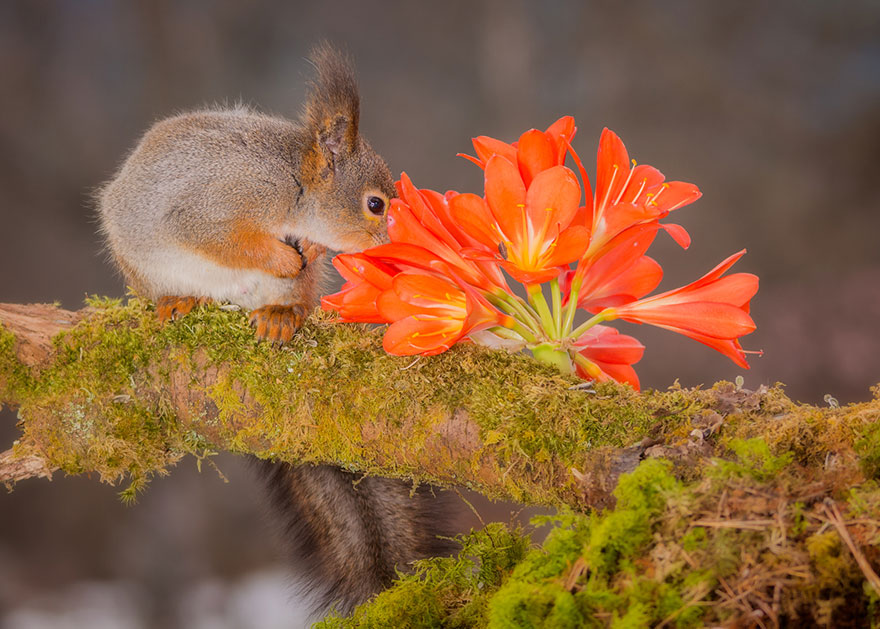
[711,437,795,481]
[330,450,880,627]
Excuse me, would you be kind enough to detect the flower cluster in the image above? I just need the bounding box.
[322,117,759,389]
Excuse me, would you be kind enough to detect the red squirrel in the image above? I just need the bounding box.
[98,45,457,615]
[98,45,393,343]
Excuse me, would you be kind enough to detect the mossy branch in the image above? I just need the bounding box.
[0,299,877,507]
[3,299,880,625]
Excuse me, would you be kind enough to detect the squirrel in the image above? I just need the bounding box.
[97,45,458,616]
[98,44,393,344]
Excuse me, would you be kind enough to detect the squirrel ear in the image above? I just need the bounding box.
[303,44,360,168]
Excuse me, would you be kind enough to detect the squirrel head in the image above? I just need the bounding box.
[298,45,394,252]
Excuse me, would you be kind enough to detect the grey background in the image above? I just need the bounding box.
[1,1,878,626]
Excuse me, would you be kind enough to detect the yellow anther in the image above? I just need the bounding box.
[516,203,526,208]
[631,158,637,167]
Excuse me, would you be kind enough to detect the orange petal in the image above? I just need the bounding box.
[565,141,593,222]
[383,316,463,356]
[618,302,756,339]
[575,325,645,364]
[376,287,423,321]
[472,136,517,166]
[659,222,691,248]
[501,263,566,285]
[321,282,387,323]
[594,362,641,390]
[331,253,396,289]
[517,129,555,187]
[391,272,466,313]
[524,165,581,234]
[681,273,759,308]
[595,128,631,216]
[484,155,527,244]
[652,326,751,369]
[652,181,701,214]
[397,173,459,249]
[580,256,663,311]
[544,116,576,163]
[449,193,500,251]
[543,224,590,268]
[620,165,664,204]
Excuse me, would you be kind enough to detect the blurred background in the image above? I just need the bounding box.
[1,0,878,626]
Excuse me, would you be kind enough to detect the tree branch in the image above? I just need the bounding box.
[1,299,878,511]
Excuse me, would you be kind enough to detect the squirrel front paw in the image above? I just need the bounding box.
[156,296,212,322]
[283,237,327,274]
[249,304,308,344]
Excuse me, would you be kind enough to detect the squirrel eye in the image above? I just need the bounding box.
[366,196,386,215]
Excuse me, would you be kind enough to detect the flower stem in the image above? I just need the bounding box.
[530,342,573,375]
[570,309,612,340]
[489,292,543,338]
[489,326,527,341]
[550,278,563,338]
[561,275,581,337]
[527,284,557,340]
[509,322,538,344]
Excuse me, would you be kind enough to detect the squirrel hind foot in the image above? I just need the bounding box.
[249,304,307,344]
[156,296,212,322]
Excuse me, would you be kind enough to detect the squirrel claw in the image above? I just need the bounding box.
[249,304,307,345]
[156,296,211,322]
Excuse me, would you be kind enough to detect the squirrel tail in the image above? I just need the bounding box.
[255,461,460,615]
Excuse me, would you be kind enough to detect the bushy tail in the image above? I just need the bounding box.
[255,461,460,616]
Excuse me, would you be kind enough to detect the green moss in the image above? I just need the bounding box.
[0,323,33,405]
[333,453,880,627]
[711,437,795,481]
[856,420,880,479]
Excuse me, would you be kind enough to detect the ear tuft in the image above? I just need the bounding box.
[303,43,360,164]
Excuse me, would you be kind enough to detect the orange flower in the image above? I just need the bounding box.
[377,272,509,355]
[576,128,702,256]
[572,325,645,390]
[323,117,759,383]
[450,158,589,284]
[602,250,758,367]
